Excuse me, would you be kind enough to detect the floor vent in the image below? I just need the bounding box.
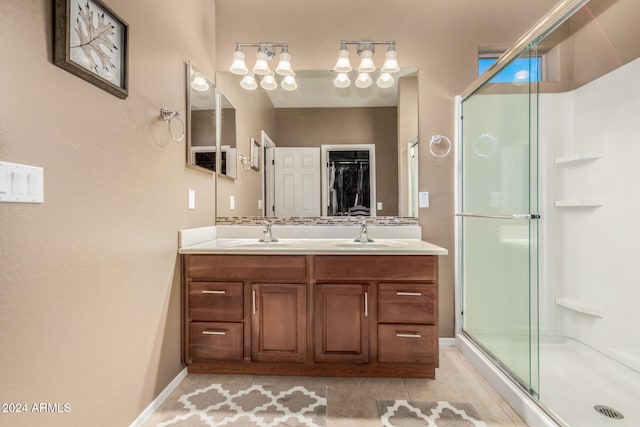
[594,405,624,420]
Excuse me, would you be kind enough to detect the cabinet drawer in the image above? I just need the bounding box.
[378,283,436,324]
[378,324,437,364]
[189,282,243,321]
[188,255,306,281]
[189,322,243,361]
[314,255,436,281]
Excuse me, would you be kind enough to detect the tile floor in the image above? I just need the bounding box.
[143,347,527,426]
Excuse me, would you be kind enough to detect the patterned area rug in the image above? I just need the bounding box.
[377,400,487,427]
[156,383,326,427]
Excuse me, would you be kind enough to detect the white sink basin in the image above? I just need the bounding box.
[216,239,293,248]
[328,240,410,249]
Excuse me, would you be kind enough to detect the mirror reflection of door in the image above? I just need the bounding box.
[273,147,321,217]
[321,144,376,217]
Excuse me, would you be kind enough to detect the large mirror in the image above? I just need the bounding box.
[187,62,238,180]
[214,68,419,218]
[187,62,216,172]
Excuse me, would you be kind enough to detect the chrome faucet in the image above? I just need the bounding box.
[355,219,373,243]
[259,220,278,242]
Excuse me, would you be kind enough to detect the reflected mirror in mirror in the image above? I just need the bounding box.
[218,93,237,180]
[215,67,419,218]
[187,62,216,172]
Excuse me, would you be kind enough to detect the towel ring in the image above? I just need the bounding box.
[160,107,185,143]
[429,134,452,158]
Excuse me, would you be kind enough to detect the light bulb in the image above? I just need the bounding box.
[240,74,257,90]
[333,72,351,88]
[355,72,372,89]
[358,48,375,73]
[253,50,271,75]
[334,45,352,73]
[260,74,277,91]
[381,46,400,73]
[376,72,394,89]
[281,75,298,91]
[191,73,210,91]
[275,50,293,76]
[229,49,248,75]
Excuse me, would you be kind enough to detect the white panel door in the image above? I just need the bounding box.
[274,147,321,217]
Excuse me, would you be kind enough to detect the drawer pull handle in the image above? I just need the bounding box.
[202,290,226,295]
[396,291,422,296]
[396,333,422,338]
[202,330,226,336]
[364,291,368,317]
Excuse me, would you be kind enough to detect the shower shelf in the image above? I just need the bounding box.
[554,154,602,165]
[555,200,603,207]
[556,297,605,317]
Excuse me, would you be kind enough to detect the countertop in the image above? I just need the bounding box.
[178,225,448,256]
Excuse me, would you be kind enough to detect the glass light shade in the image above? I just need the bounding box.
[333,48,352,73]
[229,50,248,75]
[333,72,351,88]
[260,74,278,91]
[253,51,271,75]
[275,51,294,76]
[381,49,400,73]
[376,72,394,88]
[191,73,210,91]
[281,75,298,91]
[240,74,258,90]
[358,49,376,73]
[355,72,372,88]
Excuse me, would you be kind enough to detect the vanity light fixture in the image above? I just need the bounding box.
[230,42,297,91]
[332,40,400,89]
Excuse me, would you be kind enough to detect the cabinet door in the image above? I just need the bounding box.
[251,283,306,362]
[313,284,369,363]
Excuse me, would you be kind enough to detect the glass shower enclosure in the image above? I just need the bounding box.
[458,0,640,425]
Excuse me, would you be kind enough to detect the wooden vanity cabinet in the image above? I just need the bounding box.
[313,284,369,363]
[251,283,306,363]
[182,253,438,378]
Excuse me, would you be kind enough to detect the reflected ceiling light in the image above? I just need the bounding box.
[381,43,400,73]
[333,72,351,88]
[355,72,372,89]
[229,46,248,75]
[281,74,298,91]
[260,73,278,91]
[331,40,400,88]
[191,73,210,91]
[333,42,352,73]
[357,43,376,73]
[376,72,394,89]
[240,73,258,90]
[275,46,294,76]
[230,42,297,90]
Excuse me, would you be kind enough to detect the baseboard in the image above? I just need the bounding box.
[439,337,457,347]
[129,367,188,427]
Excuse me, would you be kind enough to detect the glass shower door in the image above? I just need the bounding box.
[460,48,539,393]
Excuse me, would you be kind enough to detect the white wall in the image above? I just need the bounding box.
[540,58,640,371]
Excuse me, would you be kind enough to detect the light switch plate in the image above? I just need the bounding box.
[0,161,44,203]
[419,191,430,208]
[188,189,195,209]
[230,195,235,210]
[376,202,383,210]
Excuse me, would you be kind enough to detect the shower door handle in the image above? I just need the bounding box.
[455,213,540,220]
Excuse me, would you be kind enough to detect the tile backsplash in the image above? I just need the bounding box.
[216,216,419,226]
